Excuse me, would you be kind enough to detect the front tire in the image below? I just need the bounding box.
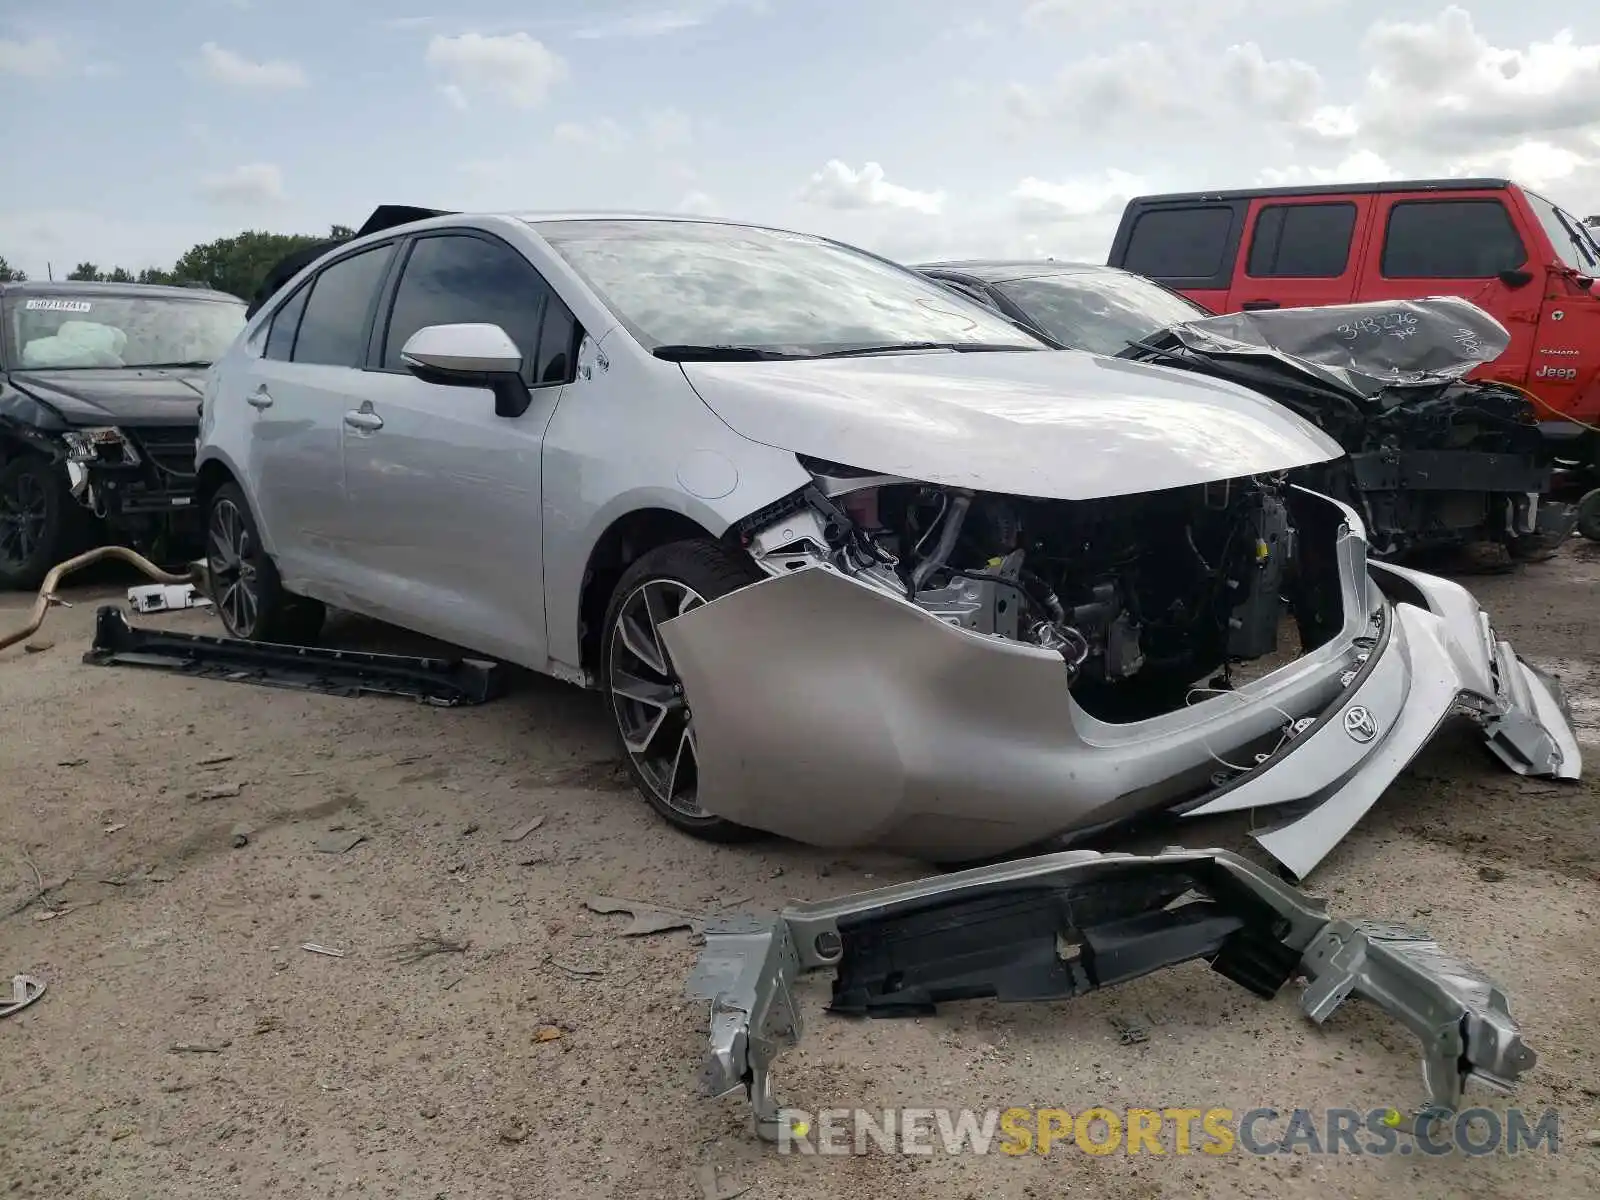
[0,456,84,591]
[203,481,325,643]
[601,539,764,843]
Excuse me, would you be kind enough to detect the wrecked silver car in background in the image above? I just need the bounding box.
[686,847,1537,1140]
[914,261,1571,562]
[660,380,1581,882]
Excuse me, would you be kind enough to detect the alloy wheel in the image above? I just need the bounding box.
[206,497,259,635]
[608,578,709,818]
[0,470,48,571]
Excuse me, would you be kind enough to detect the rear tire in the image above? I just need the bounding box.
[203,481,325,643]
[1507,531,1568,563]
[0,456,87,592]
[1577,488,1600,543]
[600,538,764,843]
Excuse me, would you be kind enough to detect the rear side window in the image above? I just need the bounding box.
[1247,203,1357,278]
[1381,200,1527,278]
[263,284,308,361]
[1122,207,1235,279]
[292,244,395,367]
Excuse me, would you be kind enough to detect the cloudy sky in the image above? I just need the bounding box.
[1,0,1597,279]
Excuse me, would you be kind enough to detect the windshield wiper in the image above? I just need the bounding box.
[136,360,213,370]
[652,345,804,362]
[811,341,1043,359]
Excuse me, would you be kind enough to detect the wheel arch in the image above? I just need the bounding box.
[576,507,728,681]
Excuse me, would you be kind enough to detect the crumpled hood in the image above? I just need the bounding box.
[5,367,207,427]
[679,349,1342,500]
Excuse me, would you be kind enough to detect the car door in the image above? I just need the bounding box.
[1225,197,1370,313]
[244,240,395,590]
[1353,192,1543,387]
[337,229,579,666]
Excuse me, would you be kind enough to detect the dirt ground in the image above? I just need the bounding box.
[2,550,1598,1200]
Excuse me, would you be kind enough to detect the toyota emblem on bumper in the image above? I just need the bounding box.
[1343,705,1378,743]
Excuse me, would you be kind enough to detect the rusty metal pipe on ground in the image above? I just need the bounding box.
[0,547,201,654]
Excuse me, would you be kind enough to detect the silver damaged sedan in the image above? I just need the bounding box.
[196,213,1581,880]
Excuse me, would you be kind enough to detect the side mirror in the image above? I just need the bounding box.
[400,322,531,418]
[1498,268,1535,289]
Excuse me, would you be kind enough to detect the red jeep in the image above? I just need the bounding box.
[1108,179,1600,477]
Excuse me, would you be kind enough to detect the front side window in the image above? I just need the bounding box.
[1381,200,1527,278]
[992,271,1209,356]
[533,219,1042,356]
[6,292,245,369]
[292,243,395,367]
[382,234,553,371]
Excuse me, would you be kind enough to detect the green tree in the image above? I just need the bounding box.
[0,256,25,282]
[106,267,135,283]
[67,262,103,281]
[166,224,353,301]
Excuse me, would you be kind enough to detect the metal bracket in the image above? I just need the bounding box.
[685,849,1537,1141]
[82,606,505,706]
[685,915,803,1141]
[1298,919,1537,1112]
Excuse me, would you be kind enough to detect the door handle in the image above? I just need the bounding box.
[344,409,384,432]
[1241,300,1281,311]
[246,386,274,409]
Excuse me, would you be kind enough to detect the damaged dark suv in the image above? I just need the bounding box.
[0,281,246,589]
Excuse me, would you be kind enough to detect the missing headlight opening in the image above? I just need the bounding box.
[746,461,1318,725]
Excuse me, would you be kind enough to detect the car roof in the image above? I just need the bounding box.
[913,260,1116,284]
[1125,177,1512,205]
[0,279,243,305]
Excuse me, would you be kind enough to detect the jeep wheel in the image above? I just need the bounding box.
[601,539,764,843]
[204,481,325,643]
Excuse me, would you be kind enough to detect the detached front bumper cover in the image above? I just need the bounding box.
[686,848,1535,1141]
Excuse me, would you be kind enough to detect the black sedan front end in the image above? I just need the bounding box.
[0,281,245,588]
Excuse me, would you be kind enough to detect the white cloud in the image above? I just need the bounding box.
[800,161,945,216]
[645,108,694,152]
[1249,8,1600,211]
[1220,42,1322,124]
[439,83,468,111]
[196,42,308,89]
[1012,170,1148,224]
[425,32,567,108]
[676,190,719,215]
[0,36,66,77]
[573,0,765,39]
[575,11,703,38]
[1007,39,1327,131]
[554,118,630,154]
[199,163,285,206]
[1257,149,1397,187]
[1353,7,1600,156]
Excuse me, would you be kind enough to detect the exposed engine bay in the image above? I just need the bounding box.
[736,460,1306,721]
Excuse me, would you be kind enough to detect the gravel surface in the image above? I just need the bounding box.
[2,552,1598,1199]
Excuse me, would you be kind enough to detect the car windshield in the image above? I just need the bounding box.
[990,271,1211,356]
[1525,190,1600,273]
[532,219,1044,356]
[6,292,246,370]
